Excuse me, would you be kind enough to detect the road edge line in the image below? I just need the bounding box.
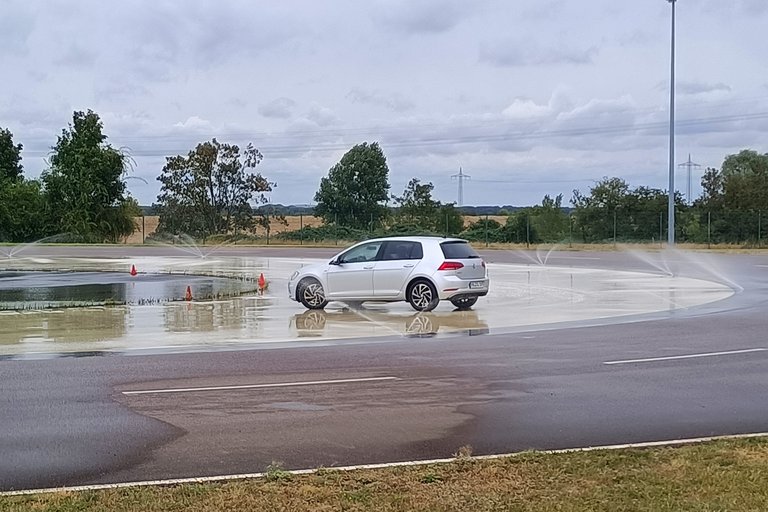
[3,431,767,497]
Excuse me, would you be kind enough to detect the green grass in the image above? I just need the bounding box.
[2,438,768,511]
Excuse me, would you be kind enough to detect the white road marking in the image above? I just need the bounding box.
[4,431,767,496]
[547,256,601,260]
[122,376,399,395]
[604,348,767,365]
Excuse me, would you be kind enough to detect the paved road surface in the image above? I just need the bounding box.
[1,247,767,491]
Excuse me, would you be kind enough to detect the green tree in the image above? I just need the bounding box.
[392,178,440,230]
[696,167,725,210]
[42,110,136,242]
[503,210,540,244]
[461,218,506,243]
[437,203,464,236]
[0,179,48,242]
[693,150,768,243]
[721,149,768,211]
[572,178,686,242]
[529,194,568,242]
[314,142,390,230]
[156,139,273,238]
[571,177,630,242]
[0,127,23,182]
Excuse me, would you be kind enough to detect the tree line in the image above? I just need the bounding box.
[3,112,767,245]
[1,112,139,243]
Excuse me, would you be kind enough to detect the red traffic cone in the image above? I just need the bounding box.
[185,286,193,301]
[258,273,267,294]
[130,264,137,276]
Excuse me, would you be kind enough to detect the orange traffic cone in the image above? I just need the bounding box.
[257,273,267,294]
[185,286,193,301]
[130,264,137,276]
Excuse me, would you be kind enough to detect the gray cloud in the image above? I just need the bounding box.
[55,44,98,67]
[655,81,732,96]
[479,40,598,67]
[2,0,766,206]
[0,2,35,55]
[305,105,338,127]
[678,82,732,96]
[374,0,466,34]
[346,88,414,113]
[701,0,768,16]
[259,98,297,119]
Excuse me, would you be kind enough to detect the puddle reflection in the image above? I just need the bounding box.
[291,308,490,338]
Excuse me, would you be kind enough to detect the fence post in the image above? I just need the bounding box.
[569,213,573,248]
[335,213,338,246]
[445,213,448,238]
[141,215,146,244]
[526,214,530,249]
[759,210,762,248]
[659,212,663,249]
[485,214,489,247]
[613,210,617,248]
[300,214,303,245]
[707,211,711,249]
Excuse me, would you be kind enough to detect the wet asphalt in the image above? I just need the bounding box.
[1,246,767,491]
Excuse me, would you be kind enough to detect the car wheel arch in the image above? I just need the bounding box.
[296,275,323,301]
[406,275,438,296]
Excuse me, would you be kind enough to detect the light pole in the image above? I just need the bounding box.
[667,0,677,246]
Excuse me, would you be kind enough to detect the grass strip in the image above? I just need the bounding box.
[2,438,768,511]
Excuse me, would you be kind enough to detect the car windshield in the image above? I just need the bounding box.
[440,241,480,259]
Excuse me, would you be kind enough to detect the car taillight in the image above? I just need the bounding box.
[438,261,464,271]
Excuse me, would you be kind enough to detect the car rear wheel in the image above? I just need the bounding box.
[298,279,328,310]
[407,280,439,312]
[450,296,478,310]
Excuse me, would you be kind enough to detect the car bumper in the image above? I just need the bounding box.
[288,280,297,301]
[435,276,490,300]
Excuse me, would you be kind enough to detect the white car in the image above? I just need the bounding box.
[288,236,489,311]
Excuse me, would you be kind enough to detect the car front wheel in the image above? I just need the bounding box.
[407,280,439,312]
[450,296,478,310]
[298,279,328,310]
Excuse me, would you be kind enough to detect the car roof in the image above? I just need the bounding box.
[363,236,467,244]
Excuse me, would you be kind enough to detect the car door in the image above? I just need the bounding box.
[372,241,422,297]
[325,241,383,299]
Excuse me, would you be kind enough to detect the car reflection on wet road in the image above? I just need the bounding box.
[292,307,490,338]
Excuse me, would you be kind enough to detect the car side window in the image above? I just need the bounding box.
[339,242,383,263]
[381,241,423,261]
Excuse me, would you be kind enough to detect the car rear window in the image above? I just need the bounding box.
[440,241,480,259]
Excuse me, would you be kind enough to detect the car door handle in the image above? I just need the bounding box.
[403,264,414,268]
[363,265,374,269]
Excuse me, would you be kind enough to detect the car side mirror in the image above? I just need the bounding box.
[330,258,341,265]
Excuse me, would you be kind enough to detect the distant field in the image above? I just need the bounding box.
[121,214,510,243]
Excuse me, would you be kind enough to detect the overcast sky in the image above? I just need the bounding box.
[3,0,768,207]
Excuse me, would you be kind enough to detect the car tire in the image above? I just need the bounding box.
[407,279,439,312]
[298,278,328,310]
[450,296,478,310]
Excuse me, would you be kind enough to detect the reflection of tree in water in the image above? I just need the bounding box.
[163,299,266,333]
[0,307,128,345]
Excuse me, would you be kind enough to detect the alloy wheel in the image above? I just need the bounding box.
[303,283,325,307]
[411,283,433,310]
